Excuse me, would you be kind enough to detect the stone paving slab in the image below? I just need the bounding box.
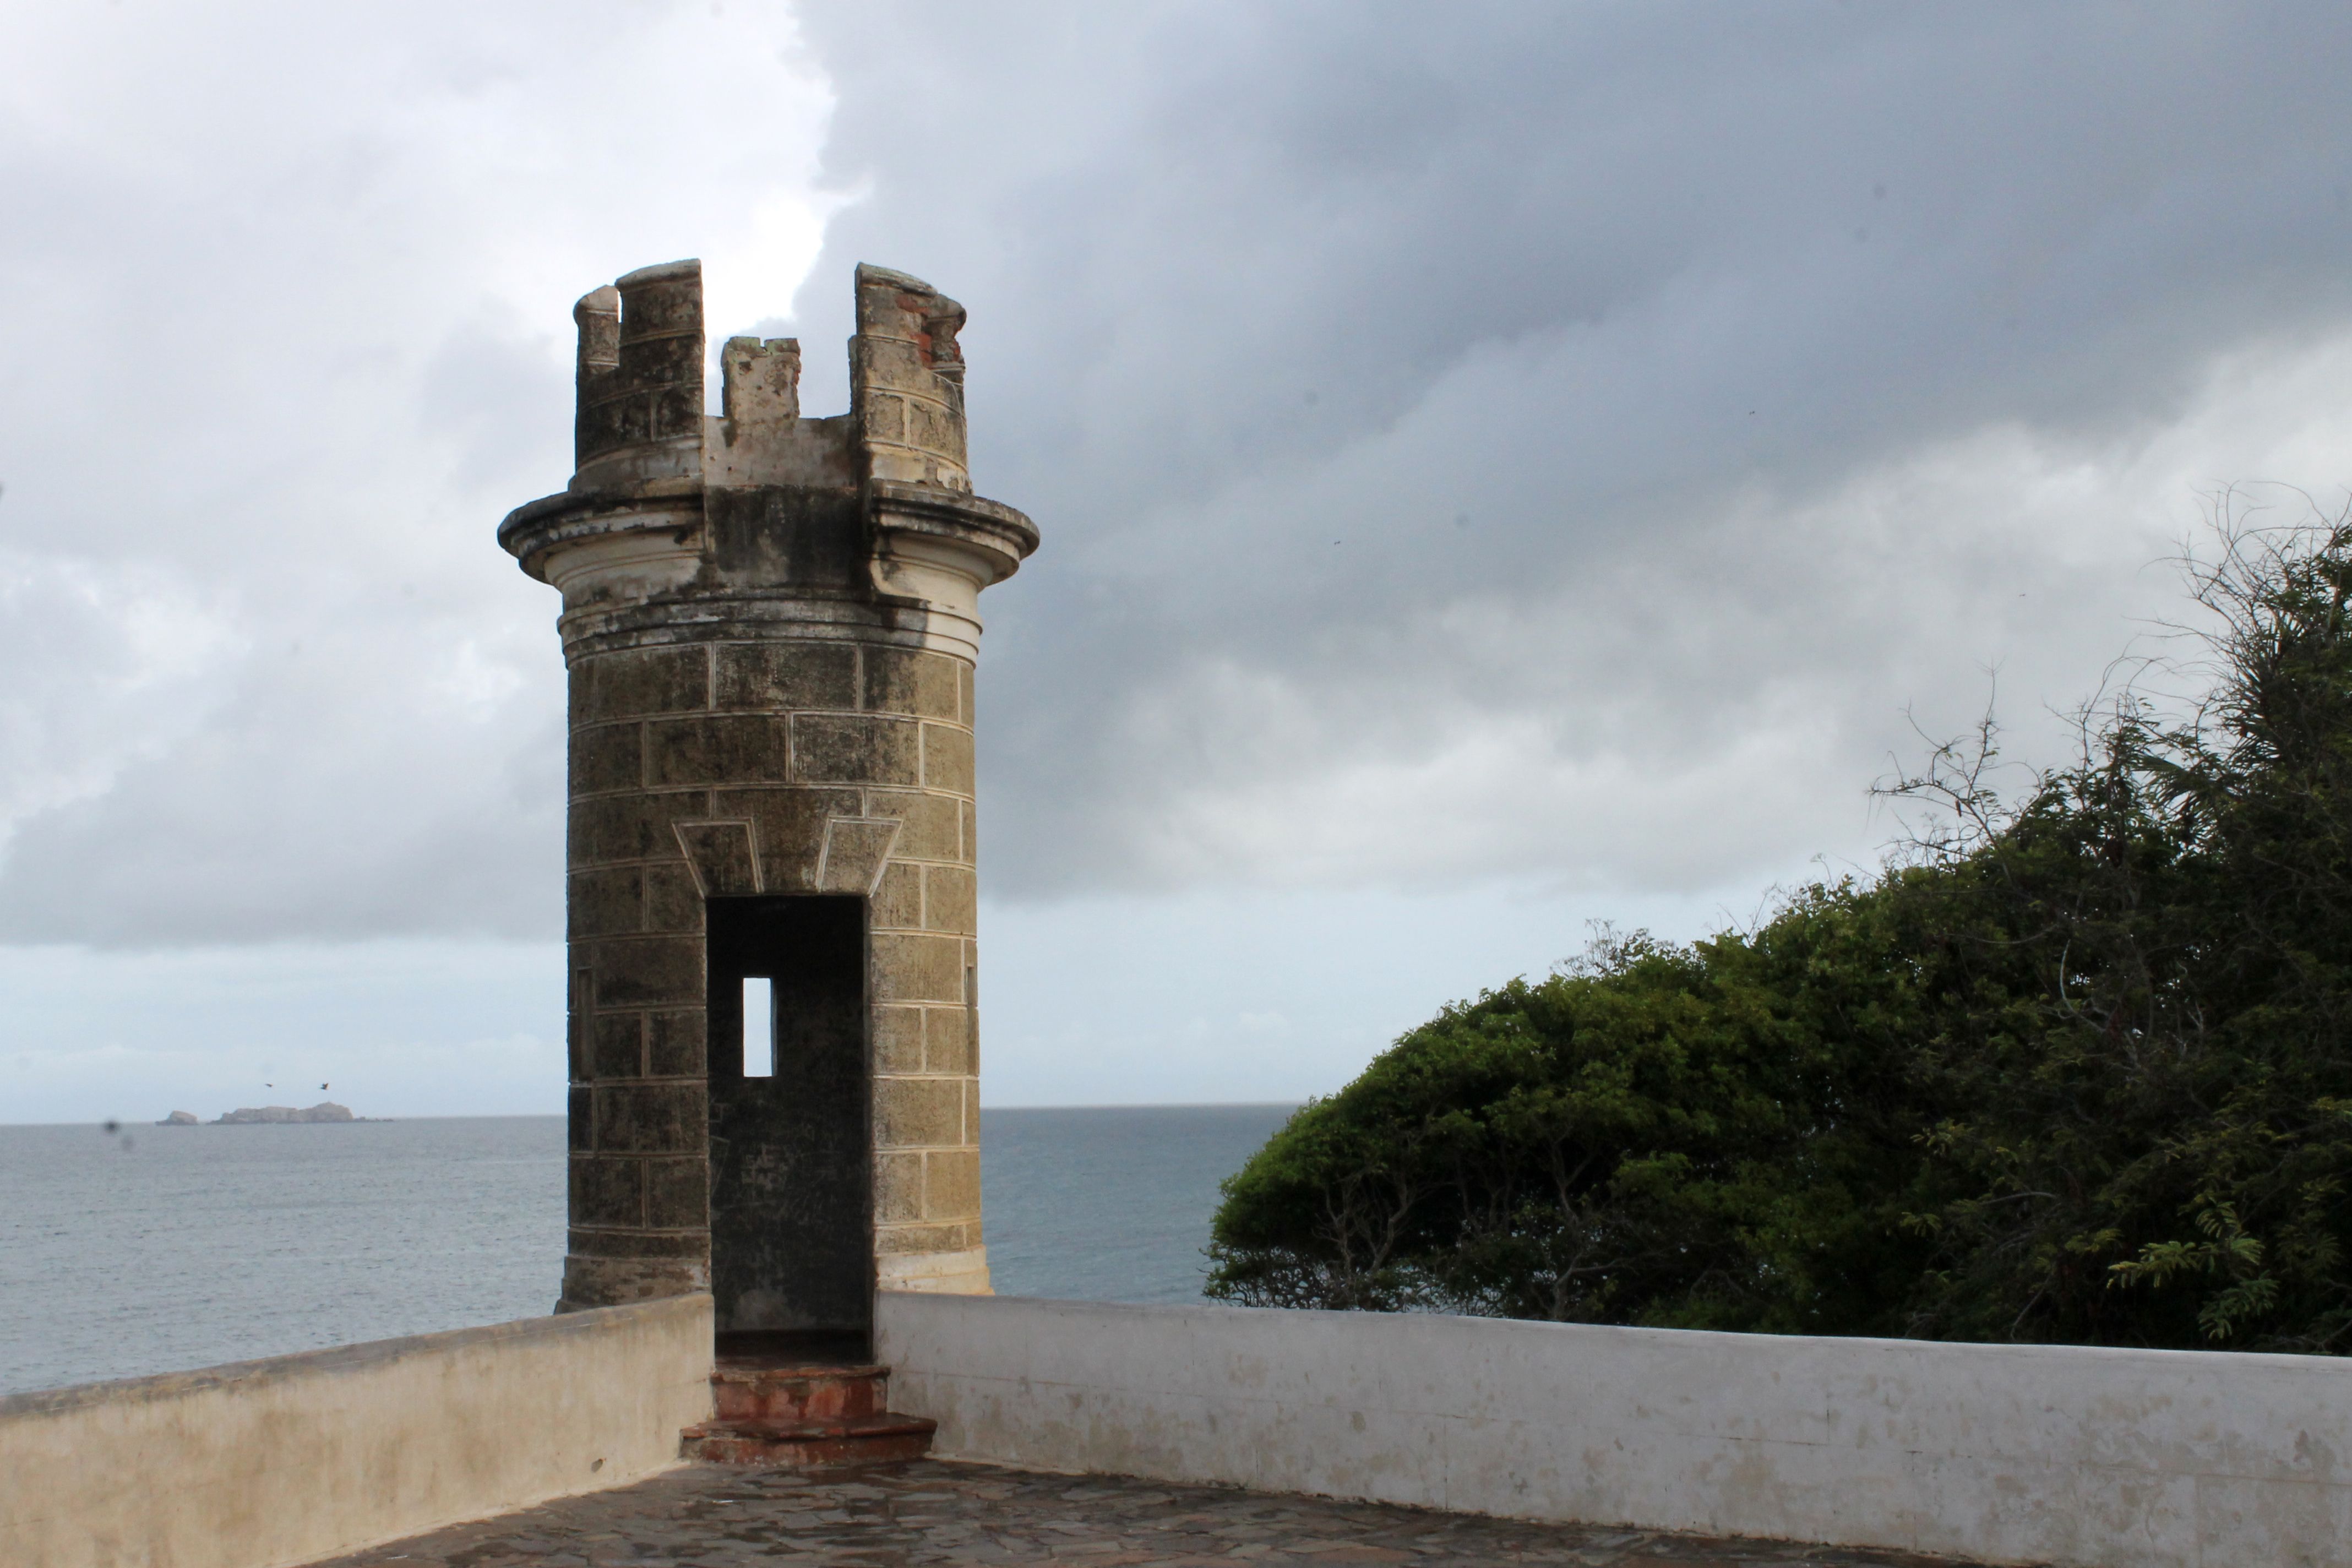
[311,1458,1984,1567]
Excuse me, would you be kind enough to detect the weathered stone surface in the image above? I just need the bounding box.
[712,787,860,891]
[648,715,793,787]
[568,1155,642,1227]
[504,262,1034,1316]
[921,863,975,935]
[589,1013,644,1081]
[569,792,707,867]
[817,815,902,895]
[645,1156,710,1228]
[862,646,960,720]
[876,1219,970,1255]
[569,721,642,793]
[642,861,706,932]
[870,932,963,1004]
[869,861,922,930]
[715,641,857,712]
[682,1412,937,1471]
[923,1006,973,1075]
[923,1147,980,1220]
[570,260,705,473]
[591,1082,704,1153]
[717,334,800,429]
[861,790,962,862]
[873,1076,962,1149]
[308,1459,1987,1568]
[672,819,760,898]
[567,1226,709,1257]
[793,714,921,786]
[570,647,708,725]
[860,395,903,445]
[851,264,974,492]
[872,1006,925,1075]
[3,1295,716,1568]
[585,935,702,1008]
[706,895,872,1335]
[558,1253,705,1307]
[919,722,973,794]
[567,866,644,939]
[646,1010,706,1078]
[874,1150,924,1223]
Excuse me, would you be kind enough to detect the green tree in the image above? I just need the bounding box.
[1208,510,2352,1352]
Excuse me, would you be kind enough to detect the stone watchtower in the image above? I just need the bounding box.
[500,260,1036,1346]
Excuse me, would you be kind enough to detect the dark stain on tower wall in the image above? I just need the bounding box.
[706,895,870,1334]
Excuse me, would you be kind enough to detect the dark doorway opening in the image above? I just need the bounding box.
[706,895,872,1353]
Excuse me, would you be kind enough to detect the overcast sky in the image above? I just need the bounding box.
[7,2,2352,1122]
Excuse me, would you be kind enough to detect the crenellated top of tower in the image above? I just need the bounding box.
[556,258,980,497]
[499,259,1036,660]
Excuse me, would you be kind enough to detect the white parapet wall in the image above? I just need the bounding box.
[0,1293,714,1568]
[878,1291,2352,1568]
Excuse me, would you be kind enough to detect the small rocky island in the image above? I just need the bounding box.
[217,1102,366,1124]
[153,1102,388,1124]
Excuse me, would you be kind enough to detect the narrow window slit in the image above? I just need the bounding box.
[742,977,774,1077]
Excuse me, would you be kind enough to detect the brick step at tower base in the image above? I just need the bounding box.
[682,1347,937,1468]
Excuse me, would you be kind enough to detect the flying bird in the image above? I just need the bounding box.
[320,1083,329,1091]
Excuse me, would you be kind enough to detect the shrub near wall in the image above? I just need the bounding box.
[1212,518,2352,1354]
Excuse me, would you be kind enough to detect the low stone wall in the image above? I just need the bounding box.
[0,1294,713,1568]
[877,1292,2352,1568]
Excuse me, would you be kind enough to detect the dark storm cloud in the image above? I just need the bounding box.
[783,0,2352,895]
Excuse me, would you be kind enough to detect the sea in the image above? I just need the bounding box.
[0,1104,1295,1397]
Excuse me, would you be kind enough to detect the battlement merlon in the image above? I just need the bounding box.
[573,260,705,491]
[499,259,1037,660]
[851,263,971,493]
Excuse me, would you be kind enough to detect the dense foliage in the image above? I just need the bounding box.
[1207,521,2352,1351]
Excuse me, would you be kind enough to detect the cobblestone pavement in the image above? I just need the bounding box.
[314,1459,1979,1567]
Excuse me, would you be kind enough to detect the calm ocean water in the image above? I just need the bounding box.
[0,1104,1295,1396]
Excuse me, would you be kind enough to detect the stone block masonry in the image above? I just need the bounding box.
[562,638,988,1281]
[501,260,1036,1331]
